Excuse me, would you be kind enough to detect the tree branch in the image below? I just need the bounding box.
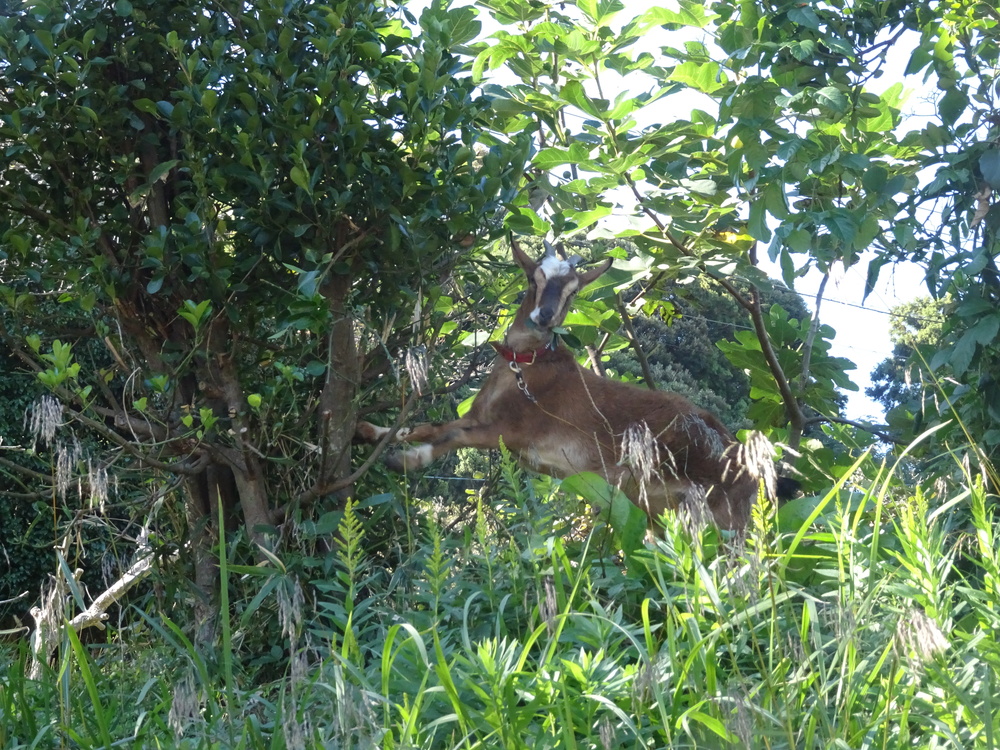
[798,271,830,396]
[749,285,807,449]
[295,389,421,506]
[805,414,904,445]
[616,293,656,390]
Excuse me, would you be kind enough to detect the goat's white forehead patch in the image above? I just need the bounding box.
[539,255,572,278]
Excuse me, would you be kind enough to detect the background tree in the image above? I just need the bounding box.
[607,278,810,430]
[867,295,949,417]
[0,0,527,627]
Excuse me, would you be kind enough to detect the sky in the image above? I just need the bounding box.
[757,252,926,422]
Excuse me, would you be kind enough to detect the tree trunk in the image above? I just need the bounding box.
[185,471,218,644]
[209,348,275,551]
[318,272,360,503]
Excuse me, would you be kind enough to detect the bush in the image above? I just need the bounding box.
[3,439,1000,748]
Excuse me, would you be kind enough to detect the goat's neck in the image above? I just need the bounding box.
[504,305,556,353]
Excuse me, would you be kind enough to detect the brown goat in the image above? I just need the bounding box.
[355,240,770,530]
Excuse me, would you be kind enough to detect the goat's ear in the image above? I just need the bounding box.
[577,257,613,287]
[511,238,537,276]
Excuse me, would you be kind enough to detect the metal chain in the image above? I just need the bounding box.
[508,360,537,403]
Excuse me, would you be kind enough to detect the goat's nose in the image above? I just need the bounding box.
[534,307,554,326]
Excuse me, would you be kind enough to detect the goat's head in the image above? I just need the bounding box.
[511,239,613,331]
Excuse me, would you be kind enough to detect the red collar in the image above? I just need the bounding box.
[491,341,557,365]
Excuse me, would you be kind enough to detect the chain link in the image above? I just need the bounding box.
[508,360,537,403]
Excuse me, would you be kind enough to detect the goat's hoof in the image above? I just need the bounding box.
[354,421,381,443]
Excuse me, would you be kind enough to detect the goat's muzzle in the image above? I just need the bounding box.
[531,306,555,327]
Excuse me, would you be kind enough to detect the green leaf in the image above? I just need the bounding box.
[938,87,968,126]
[639,4,717,29]
[456,393,475,417]
[862,165,888,194]
[148,160,178,184]
[822,211,857,246]
[748,200,771,243]
[305,360,326,377]
[980,151,1000,190]
[29,32,52,57]
[178,299,213,330]
[533,146,574,169]
[134,98,158,115]
[561,80,605,118]
[77,106,98,123]
[560,472,646,557]
[564,205,611,231]
[787,6,820,29]
[779,248,796,288]
[969,314,1000,346]
[814,86,849,116]
[577,0,624,26]
[670,60,724,93]
[201,89,218,115]
[290,166,311,192]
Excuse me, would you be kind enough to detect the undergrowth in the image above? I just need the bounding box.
[2,447,999,749]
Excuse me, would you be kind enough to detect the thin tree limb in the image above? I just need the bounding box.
[805,415,904,445]
[798,271,830,397]
[616,293,657,390]
[295,389,421,505]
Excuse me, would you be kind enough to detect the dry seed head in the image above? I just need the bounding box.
[24,395,62,449]
[680,413,724,456]
[599,716,614,750]
[895,608,949,668]
[678,485,710,535]
[724,431,776,498]
[631,657,661,705]
[404,345,429,395]
[282,700,308,750]
[720,685,753,747]
[621,422,661,504]
[277,578,305,652]
[541,576,557,634]
[819,596,857,643]
[168,670,201,739]
[86,456,112,511]
[54,435,83,501]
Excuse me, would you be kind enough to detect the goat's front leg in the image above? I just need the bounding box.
[355,418,505,472]
[355,419,464,446]
[354,420,416,444]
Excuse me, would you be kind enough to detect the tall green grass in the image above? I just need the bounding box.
[2,445,999,748]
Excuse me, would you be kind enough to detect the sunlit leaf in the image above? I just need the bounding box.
[670,60,724,93]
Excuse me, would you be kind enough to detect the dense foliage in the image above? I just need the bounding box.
[3,457,1000,748]
[607,278,810,430]
[2,0,1000,746]
[0,0,527,624]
